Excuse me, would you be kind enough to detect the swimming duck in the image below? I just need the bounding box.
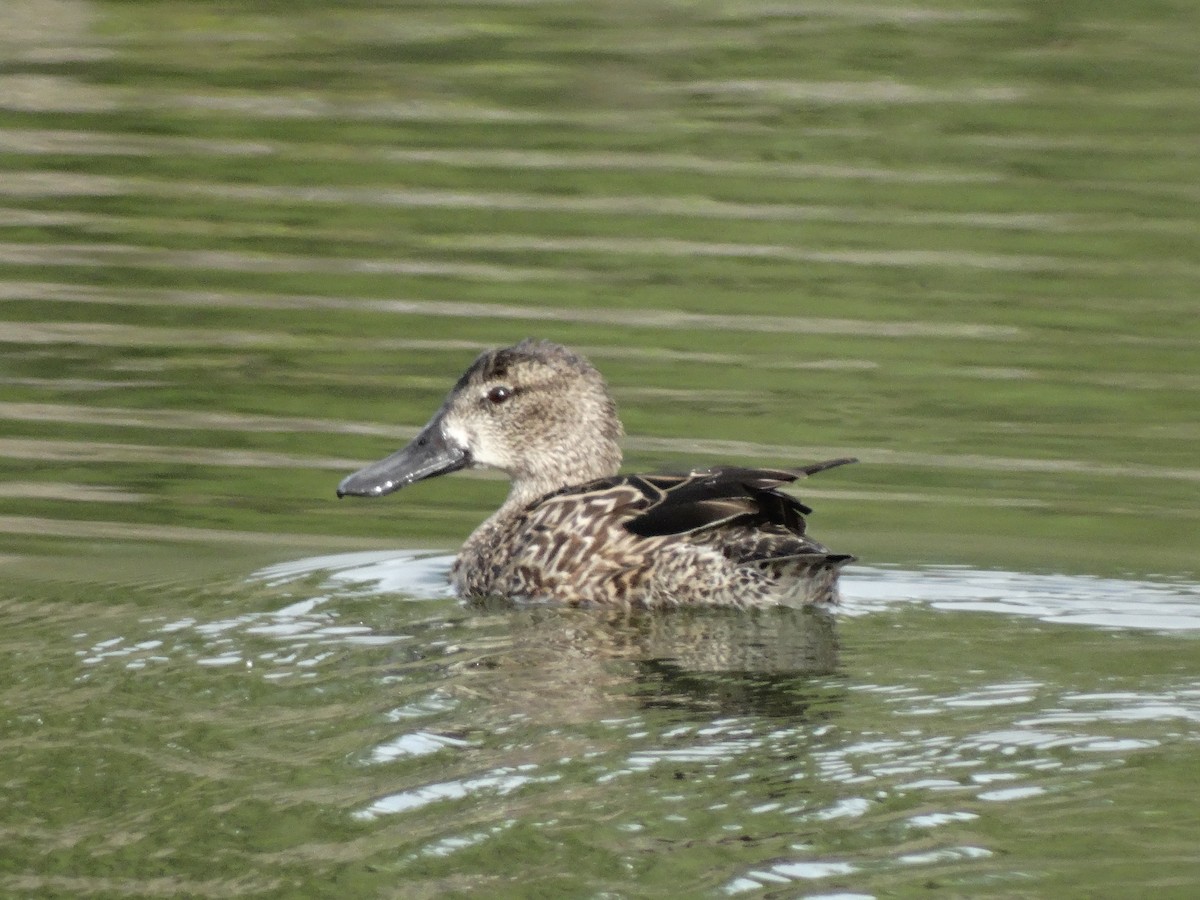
[337,339,856,607]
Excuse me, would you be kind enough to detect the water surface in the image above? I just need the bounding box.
[7,553,1199,896]
[2,0,1199,896]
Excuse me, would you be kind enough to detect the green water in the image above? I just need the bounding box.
[2,0,1199,896]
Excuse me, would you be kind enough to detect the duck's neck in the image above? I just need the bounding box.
[505,435,623,510]
[452,450,621,595]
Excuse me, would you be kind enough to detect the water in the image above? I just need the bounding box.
[3,0,1200,896]
[9,555,1200,896]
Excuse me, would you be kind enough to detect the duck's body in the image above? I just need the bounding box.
[338,340,855,608]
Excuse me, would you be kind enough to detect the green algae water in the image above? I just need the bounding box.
[2,0,1200,896]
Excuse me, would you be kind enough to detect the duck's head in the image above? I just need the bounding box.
[337,339,623,502]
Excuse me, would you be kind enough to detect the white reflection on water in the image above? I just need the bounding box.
[907,810,979,828]
[808,797,872,821]
[367,730,471,764]
[977,785,1046,802]
[898,845,993,865]
[76,551,453,675]
[841,565,1200,630]
[1026,689,1200,726]
[724,859,860,894]
[252,553,1200,633]
[253,549,456,599]
[353,765,560,821]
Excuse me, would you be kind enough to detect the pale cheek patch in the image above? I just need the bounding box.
[444,416,509,471]
[441,419,475,462]
[471,451,505,471]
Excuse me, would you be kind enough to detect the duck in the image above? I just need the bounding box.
[337,339,856,608]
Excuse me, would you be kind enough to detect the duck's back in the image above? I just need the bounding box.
[450,460,855,608]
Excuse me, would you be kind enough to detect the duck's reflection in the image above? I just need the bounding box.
[454,601,841,719]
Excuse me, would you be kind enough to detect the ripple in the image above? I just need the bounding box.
[977,786,1047,802]
[75,553,452,679]
[366,731,471,764]
[807,797,872,821]
[1025,689,1200,726]
[353,765,559,820]
[907,811,980,829]
[898,845,993,865]
[724,860,859,895]
[842,566,1200,630]
[251,550,455,599]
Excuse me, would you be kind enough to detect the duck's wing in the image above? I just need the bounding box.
[558,458,857,540]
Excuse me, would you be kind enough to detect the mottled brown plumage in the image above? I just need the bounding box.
[338,339,856,608]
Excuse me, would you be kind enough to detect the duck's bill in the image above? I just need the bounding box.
[337,420,469,498]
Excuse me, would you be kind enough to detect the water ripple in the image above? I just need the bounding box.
[353,765,559,820]
[842,565,1200,630]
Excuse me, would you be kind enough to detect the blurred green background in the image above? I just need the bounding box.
[1,0,1197,577]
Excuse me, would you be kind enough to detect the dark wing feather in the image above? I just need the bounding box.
[790,457,858,478]
[617,458,857,539]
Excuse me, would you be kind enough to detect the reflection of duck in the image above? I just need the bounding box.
[454,604,842,721]
[338,340,856,608]
[516,604,840,675]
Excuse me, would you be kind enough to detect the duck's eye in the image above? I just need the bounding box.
[486,385,513,405]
